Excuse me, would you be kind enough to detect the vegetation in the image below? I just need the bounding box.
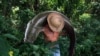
[0,0,100,56]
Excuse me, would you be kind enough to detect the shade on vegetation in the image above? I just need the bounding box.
[0,0,100,56]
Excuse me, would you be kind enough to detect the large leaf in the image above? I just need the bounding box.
[3,34,19,41]
[0,38,11,56]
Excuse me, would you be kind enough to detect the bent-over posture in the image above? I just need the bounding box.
[24,11,75,56]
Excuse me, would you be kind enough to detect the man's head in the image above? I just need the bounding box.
[47,13,64,32]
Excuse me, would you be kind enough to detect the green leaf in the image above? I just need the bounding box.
[3,34,19,41]
[0,38,11,56]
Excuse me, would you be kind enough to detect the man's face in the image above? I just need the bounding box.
[43,25,60,42]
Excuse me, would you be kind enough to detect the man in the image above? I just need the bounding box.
[42,13,64,56]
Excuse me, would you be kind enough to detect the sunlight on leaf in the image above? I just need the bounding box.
[79,13,91,21]
[12,6,19,14]
[9,51,13,56]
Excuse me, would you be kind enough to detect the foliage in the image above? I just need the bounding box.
[0,0,100,56]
